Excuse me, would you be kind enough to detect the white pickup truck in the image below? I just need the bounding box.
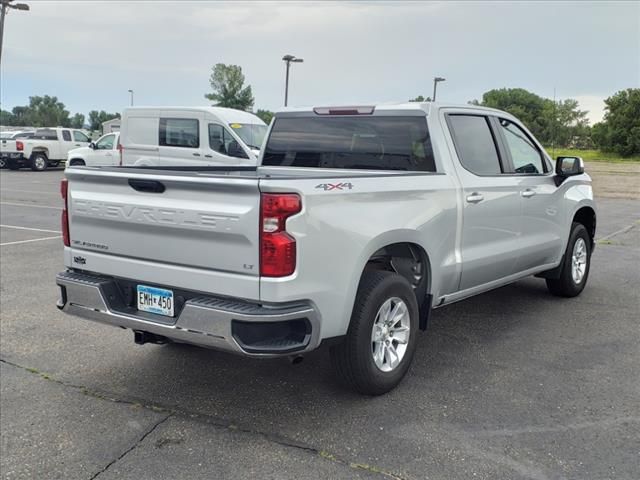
[3,127,91,171]
[56,102,596,394]
[0,130,35,168]
[67,132,120,167]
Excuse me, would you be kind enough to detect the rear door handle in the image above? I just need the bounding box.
[521,189,536,198]
[466,192,484,204]
[204,154,212,158]
[128,179,165,193]
[192,153,201,157]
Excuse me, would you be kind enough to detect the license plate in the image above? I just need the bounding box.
[137,285,174,317]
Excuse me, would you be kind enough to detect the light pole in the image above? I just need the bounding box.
[0,0,30,66]
[282,54,303,107]
[432,76,446,102]
[128,89,134,106]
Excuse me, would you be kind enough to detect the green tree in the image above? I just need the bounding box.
[255,109,274,125]
[0,109,15,125]
[204,63,254,111]
[24,95,71,127]
[591,88,640,157]
[88,110,120,132]
[70,113,85,129]
[409,95,431,102]
[540,98,589,148]
[10,106,30,126]
[473,88,548,140]
[473,88,590,147]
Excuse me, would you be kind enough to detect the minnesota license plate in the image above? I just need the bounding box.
[137,285,174,317]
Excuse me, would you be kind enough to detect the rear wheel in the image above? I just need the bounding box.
[30,153,48,172]
[546,222,592,297]
[0,158,6,169]
[331,270,419,395]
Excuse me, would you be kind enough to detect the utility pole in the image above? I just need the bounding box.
[282,54,303,107]
[0,0,30,67]
[432,77,446,102]
[128,89,134,106]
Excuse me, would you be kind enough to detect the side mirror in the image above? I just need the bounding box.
[89,142,96,149]
[226,140,249,159]
[556,156,584,177]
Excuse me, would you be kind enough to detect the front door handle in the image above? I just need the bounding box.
[204,154,212,158]
[466,192,484,204]
[521,189,536,198]
[192,152,201,157]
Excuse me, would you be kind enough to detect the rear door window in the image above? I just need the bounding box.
[62,130,72,141]
[263,116,436,171]
[446,115,503,175]
[159,118,199,148]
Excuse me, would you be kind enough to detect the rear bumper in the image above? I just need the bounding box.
[1,152,25,166]
[56,270,321,357]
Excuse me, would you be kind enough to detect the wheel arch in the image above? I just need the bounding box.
[353,236,433,331]
[30,147,49,159]
[573,205,596,248]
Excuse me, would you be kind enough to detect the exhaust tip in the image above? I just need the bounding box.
[289,355,304,365]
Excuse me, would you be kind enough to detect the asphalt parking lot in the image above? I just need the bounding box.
[1,168,639,480]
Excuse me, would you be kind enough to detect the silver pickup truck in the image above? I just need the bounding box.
[56,102,596,394]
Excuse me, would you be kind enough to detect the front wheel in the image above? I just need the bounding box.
[546,222,592,297]
[330,270,419,395]
[30,153,48,172]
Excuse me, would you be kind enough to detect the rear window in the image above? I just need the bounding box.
[262,116,436,171]
[34,129,58,140]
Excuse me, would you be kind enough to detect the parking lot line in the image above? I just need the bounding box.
[0,225,61,234]
[0,189,60,195]
[0,202,61,210]
[0,235,62,246]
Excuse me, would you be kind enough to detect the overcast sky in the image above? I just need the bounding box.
[1,1,638,124]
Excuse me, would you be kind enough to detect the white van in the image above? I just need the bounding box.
[119,107,268,167]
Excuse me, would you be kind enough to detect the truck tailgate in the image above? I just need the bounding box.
[65,168,261,299]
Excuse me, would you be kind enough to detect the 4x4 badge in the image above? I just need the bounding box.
[315,182,354,191]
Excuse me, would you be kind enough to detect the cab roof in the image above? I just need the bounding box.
[277,102,511,118]
[122,106,266,126]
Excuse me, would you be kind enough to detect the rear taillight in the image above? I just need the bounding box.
[16,141,23,151]
[260,193,301,277]
[60,179,70,247]
[117,142,123,165]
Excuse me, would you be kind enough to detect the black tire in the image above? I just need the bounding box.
[546,222,592,297]
[30,153,48,172]
[330,270,419,395]
[0,158,6,169]
[68,159,85,166]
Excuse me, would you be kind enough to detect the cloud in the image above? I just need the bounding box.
[1,1,638,119]
[573,95,607,124]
